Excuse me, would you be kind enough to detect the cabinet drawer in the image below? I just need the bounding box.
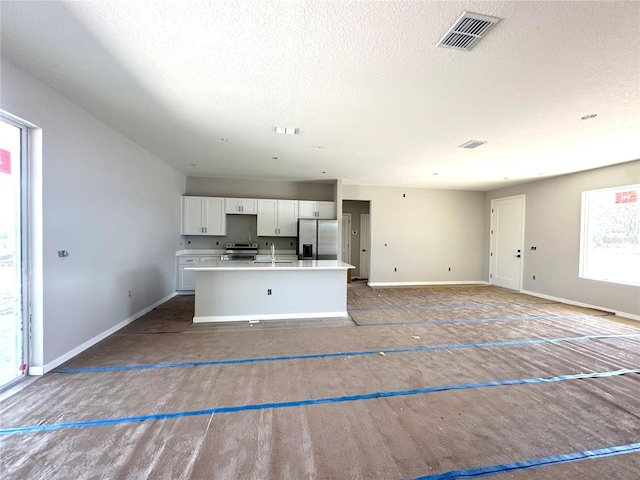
[199,256,219,262]
[178,257,200,265]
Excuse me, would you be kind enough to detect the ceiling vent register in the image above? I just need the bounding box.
[437,12,501,51]
[459,140,487,149]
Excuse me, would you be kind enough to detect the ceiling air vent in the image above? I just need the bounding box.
[459,140,487,149]
[437,12,501,51]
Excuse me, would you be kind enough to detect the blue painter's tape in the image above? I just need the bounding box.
[349,301,556,311]
[55,334,640,374]
[3,368,638,435]
[407,441,640,479]
[353,313,612,327]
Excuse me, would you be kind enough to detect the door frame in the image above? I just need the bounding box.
[359,213,370,279]
[0,114,30,388]
[341,213,351,264]
[489,195,525,291]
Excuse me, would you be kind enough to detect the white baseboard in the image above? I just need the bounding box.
[521,290,640,322]
[29,291,178,376]
[193,311,349,323]
[368,281,489,287]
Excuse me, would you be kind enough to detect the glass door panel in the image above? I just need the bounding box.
[0,118,26,387]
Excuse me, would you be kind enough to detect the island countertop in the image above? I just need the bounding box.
[186,259,354,272]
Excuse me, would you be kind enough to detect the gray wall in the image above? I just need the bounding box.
[1,58,185,371]
[343,185,486,285]
[186,176,335,201]
[485,160,640,317]
[183,215,297,253]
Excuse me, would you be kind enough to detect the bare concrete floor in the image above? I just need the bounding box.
[1,282,639,479]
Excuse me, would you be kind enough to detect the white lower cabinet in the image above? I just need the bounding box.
[257,199,298,236]
[177,256,219,290]
[177,257,198,290]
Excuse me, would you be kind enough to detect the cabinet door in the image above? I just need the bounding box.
[316,201,336,219]
[257,199,278,236]
[240,198,258,215]
[203,197,226,235]
[298,200,317,219]
[179,265,197,290]
[224,198,242,214]
[177,257,199,290]
[182,197,205,234]
[277,200,299,236]
[225,198,258,214]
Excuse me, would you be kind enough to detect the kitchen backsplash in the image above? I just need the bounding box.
[180,215,296,251]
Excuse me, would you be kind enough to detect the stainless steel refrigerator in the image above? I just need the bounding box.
[297,219,339,260]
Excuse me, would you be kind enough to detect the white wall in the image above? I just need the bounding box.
[343,185,485,285]
[1,58,185,371]
[486,161,640,318]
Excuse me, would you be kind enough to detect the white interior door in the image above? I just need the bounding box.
[359,213,370,279]
[490,195,525,290]
[341,213,351,263]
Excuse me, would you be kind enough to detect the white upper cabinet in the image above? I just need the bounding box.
[298,200,335,219]
[225,198,258,214]
[257,199,298,236]
[181,196,226,236]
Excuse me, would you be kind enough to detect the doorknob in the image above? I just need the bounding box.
[362,249,367,252]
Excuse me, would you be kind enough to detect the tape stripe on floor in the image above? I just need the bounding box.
[55,333,640,374]
[408,441,640,479]
[353,313,613,327]
[348,301,559,311]
[3,368,638,435]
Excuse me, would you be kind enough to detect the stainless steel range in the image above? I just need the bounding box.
[221,242,258,261]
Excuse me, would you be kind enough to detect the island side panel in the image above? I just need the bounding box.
[193,269,349,322]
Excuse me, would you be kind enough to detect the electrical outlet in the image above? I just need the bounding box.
[394,267,397,272]
[532,275,536,280]
[448,267,451,271]
[267,289,272,295]
[128,290,132,297]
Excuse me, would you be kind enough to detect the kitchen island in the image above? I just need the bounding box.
[186,260,355,323]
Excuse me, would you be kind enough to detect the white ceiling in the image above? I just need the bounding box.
[2,1,639,190]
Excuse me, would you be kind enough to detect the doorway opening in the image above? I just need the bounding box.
[0,115,28,389]
[342,200,370,280]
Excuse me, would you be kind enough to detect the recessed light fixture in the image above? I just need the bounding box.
[459,140,487,149]
[432,173,439,176]
[272,157,279,160]
[581,114,597,120]
[220,137,229,142]
[274,126,298,135]
[190,163,197,167]
[322,171,326,174]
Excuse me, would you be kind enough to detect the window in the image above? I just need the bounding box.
[580,184,640,286]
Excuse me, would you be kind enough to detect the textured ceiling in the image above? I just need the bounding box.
[2,1,639,190]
